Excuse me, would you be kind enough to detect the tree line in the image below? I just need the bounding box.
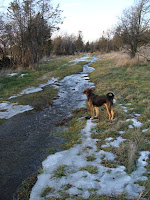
[0,0,150,69]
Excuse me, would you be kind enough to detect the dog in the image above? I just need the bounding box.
[83,88,115,120]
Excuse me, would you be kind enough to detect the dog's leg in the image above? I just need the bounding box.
[111,108,114,120]
[90,105,94,119]
[94,107,99,118]
[88,101,94,119]
[105,104,112,120]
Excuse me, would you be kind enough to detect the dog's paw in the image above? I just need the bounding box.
[85,115,91,120]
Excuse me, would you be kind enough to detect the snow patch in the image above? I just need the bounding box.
[142,129,148,133]
[30,119,149,200]
[0,101,33,119]
[102,136,126,148]
[127,118,143,128]
[69,54,91,64]
[8,73,18,77]
[9,77,58,99]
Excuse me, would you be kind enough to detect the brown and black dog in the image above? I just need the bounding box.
[83,88,115,120]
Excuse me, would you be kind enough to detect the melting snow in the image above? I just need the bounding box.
[9,77,58,99]
[30,120,149,200]
[127,119,143,128]
[119,131,125,134]
[0,101,33,119]
[8,73,18,77]
[0,77,58,119]
[69,54,91,64]
[19,73,28,78]
[102,136,126,148]
[142,129,148,133]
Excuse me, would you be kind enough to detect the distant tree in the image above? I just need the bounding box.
[42,39,53,57]
[85,41,90,52]
[115,0,150,58]
[75,31,84,53]
[5,0,63,68]
[53,34,76,55]
[53,36,63,55]
[96,36,107,52]
[112,29,124,50]
[62,34,76,55]
[89,42,96,53]
[0,15,14,69]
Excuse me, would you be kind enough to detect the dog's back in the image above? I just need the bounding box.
[90,92,114,107]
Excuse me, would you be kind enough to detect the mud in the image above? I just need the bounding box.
[0,55,97,200]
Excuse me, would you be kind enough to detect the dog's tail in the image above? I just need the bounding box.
[107,92,115,104]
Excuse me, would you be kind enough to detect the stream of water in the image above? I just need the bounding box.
[0,55,97,200]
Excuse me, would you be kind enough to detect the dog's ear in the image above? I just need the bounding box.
[83,89,86,94]
[83,88,92,95]
[87,89,92,95]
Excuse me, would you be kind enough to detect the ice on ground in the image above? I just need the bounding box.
[8,72,18,77]
[129,125,134,129]
[127,118,143,128]
[9,77,58,99]
[19,73,28,78]
[119,131,125,134]
[0,101,33,119]
[105,137,113,141]
[121,106,128,113]
[126,103,132,106]
[102,136,126,148]
[134,113,141,117]
[69,54,91,64]
[30,120,149,200]
[142,129,148,133]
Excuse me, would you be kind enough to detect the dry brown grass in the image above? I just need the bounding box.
[95,51,148,66]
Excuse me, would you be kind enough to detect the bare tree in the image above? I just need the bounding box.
[53,34,76,55]
[5,0,63,68]
[75,31,84,53]
[115,0,150,58]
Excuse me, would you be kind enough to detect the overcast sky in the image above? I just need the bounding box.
[53,0,134,42]
[0,0,135,42]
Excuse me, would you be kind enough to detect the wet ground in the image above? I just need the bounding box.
[0,56,97,200]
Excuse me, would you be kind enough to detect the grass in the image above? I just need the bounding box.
[85,53,150,193]
[0,55,87,102]
[80,165,98,174]
[3,53,150,199]
[15,173,37,200]
[10,85,58,110]
[59,108,89,150]
[54,165,67,178]
[41,186,55,197]
[86,155,96,161]
[41,52,150,199]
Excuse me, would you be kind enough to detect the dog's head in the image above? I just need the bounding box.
[83,88,93,96]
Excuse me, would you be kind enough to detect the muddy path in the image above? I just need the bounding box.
[0,56,97,200]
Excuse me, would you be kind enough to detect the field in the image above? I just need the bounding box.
[0,52,150,199]
[30,52,150,200]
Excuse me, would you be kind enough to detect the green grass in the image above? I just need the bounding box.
[0,55,87,102]
[15,174,37,200]
[86,155,96,161]
[59,108,89,150]
[80,165,98,174]
[10,85,58,110]
[5,53,150,199]
[86,55,150,186]
[41,186,55,197]
[54,165,67,178]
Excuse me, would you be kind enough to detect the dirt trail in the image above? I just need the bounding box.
[0,56,97,200]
